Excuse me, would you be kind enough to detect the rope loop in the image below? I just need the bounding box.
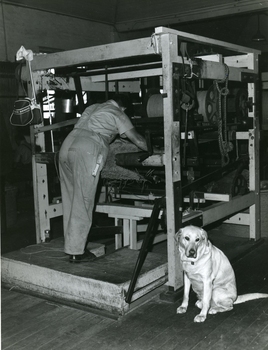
[214,63,230,167]
[219,87,229,96]
[222,141,233,153]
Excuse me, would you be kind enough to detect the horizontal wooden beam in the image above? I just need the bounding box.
[32,37,156,71]
[202,192,255,226]
[155,27,261,55]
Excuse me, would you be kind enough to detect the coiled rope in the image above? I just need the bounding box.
[214,64,233,166]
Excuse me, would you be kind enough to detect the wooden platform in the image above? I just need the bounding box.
[2,239,268,350]
[1,237,168,317]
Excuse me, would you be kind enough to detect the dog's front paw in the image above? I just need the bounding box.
[195,300,203,309]
[208,308,218,315]
[194,314,206,323]
[177,306,187,314]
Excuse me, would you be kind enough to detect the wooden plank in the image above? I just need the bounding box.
[155,27,261,55]
[193,299,268,349]
[32,37,156,71]
[90,302,174,350]
[247,324,268,350]
[224,54,254,69]
[184,193,230,203]
[262,72,268,81]
[43,316,113,350]
[34,119,77,134]
[161,33,183,292]
[96,203,157,218]
[2,305,79,345]
[248,127,260,240]
[263,81,268,89]
[224,212,250,226]
[3,308,83,350]
[212,300,268,350]
[85,302,160,350]
[53,77,141,92]
[135,233,167,250]
[202,192,255,226]
[2,299,63,338]
[1,291,43,321]
[36,312,110,350]
[131,299,197,349]
[261,190,268,238]
[90,68,163,82]
[236,131,249,140]
[1,287,26,302]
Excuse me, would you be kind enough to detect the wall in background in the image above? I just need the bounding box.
[118,14,268,54]
[0,3,116,62]
[1,2,267,62]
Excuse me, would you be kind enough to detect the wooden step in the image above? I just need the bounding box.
[1,238,168,317]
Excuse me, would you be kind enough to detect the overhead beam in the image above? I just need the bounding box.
[115,1,268,32]
[31,37,157,71]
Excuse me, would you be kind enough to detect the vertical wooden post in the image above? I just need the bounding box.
[29,65,48,243]
[114,217,123,249]
[161,33,184,294]
[248,54,261,239]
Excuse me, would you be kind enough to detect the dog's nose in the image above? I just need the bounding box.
[188,249,196,258]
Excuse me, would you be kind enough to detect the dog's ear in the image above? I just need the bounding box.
[200,228,208,243]
[175,228,183,242]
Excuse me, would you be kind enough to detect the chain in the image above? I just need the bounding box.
[214,64,232,167]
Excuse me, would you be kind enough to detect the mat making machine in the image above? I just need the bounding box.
[25,27,260,300]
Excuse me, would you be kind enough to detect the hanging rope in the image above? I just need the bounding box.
[214,64,232,167]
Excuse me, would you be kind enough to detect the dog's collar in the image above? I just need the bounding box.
[182,259,195,265]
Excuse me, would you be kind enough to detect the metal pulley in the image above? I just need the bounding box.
[197,84,218,124]
[206,169,248,197]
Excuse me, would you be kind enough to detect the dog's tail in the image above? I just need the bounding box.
[234,293,268,304]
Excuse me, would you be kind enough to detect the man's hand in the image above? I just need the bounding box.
[122,128,148,151]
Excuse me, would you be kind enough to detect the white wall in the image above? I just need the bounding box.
[0,3,117,62]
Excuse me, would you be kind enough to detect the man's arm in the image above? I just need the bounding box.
[122,128,148,151]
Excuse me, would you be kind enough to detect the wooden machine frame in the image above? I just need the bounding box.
[29,27,261,294]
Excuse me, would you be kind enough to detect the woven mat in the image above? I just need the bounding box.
[101,139,145,181]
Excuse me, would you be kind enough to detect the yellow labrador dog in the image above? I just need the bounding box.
[175,225,268,323]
